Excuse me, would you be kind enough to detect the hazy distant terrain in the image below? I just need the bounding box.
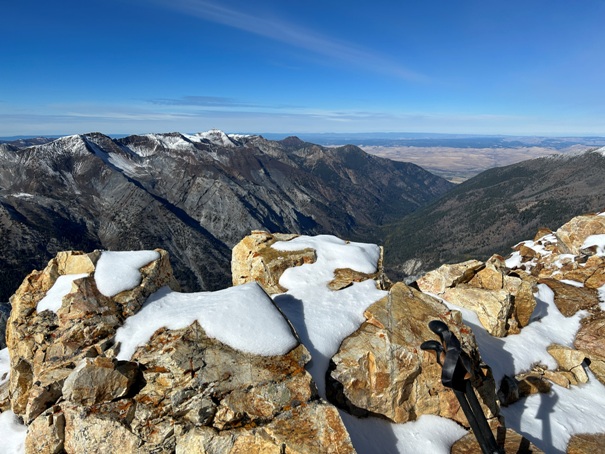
[287,133,605,182]
[360,144,592,182]
[382,149,605,282]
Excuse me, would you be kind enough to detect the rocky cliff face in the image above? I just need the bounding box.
[0,131,453,301]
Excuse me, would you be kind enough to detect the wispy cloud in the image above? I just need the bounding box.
[149,95,254,107]
[147,95,299,110]
[150,0,427,82]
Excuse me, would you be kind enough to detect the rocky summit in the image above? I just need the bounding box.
[1,211,605,453]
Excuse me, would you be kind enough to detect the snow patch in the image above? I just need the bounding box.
[506,235,557,271]
[37,273,89,313]
[107,152,139,176]
[599,283,605,311]
[440,283,588,384]
[115,282,297,360]
[0,348,10,386]
[559,279,584,287]
[581,234,605,256]
[0,411,27,454]
[271,235,386,397]
[593,146,605,157]
[501,370,605,453]
[340,412,467,454]
[10,193,34,199]
[189,129,239,147]
[94,250,160,297]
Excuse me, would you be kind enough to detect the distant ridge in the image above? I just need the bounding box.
[383,149,605,281]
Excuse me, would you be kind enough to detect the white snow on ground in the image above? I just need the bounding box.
[440,279,604,453]
[500,370,605,453]
[0,411,27,454]
[94,250,160,297]
[505,234,557,270]
[340,412,467,454]
[271,235,465,453]
[582,233,605,256]
[107,152,138,176]
[440,284,588,384]
[271,235,385,396]
[0,348,10,386]
[114,282,298,360]
[37,273,89,313]
[10,193,34,199]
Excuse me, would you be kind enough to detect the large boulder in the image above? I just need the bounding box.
[327,282,499,426]
[555,213,605,255]
[538,278,599,317]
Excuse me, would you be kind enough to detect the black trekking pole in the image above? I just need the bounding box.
[421,320,503,454]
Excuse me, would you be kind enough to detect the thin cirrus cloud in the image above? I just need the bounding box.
[150,0,426,82]
[149,96,256,108]
[148,95,300,111]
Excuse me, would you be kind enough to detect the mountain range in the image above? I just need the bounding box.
[383,148,605,281]
[0,130,453,301]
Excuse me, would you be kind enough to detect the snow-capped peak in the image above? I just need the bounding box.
[188,129,241,147]
[593,146,605,156]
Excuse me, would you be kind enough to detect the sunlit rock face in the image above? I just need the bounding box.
[3,248,355,453]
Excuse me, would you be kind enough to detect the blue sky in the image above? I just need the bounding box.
[2,0,605,136]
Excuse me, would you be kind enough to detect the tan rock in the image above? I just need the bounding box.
[538,279,599,317]
[176,402,356,454]
[6,249,175,417]
[451,428,544,453]
[555,213,605,255]
[442,285,513,337]
[130,322,314,436]
[62,404,142,453]
[328,282,498,426]
[518,244,537,261]
[25,407,65,454]
[468,256,506,291]
[534,227,553,241]
[505,273,537,331]
[585,263,605,289]
[542,369,572,388]
[546,344,589,384]
[0,381,10,412]
[415,260,483,295]
[567,433,605,454]
[55,250,99,275]
[62,357,139,406]
[232,231,390,294]
[231,231,316,294]
[516,374,552,397]
[574,314,605,384]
